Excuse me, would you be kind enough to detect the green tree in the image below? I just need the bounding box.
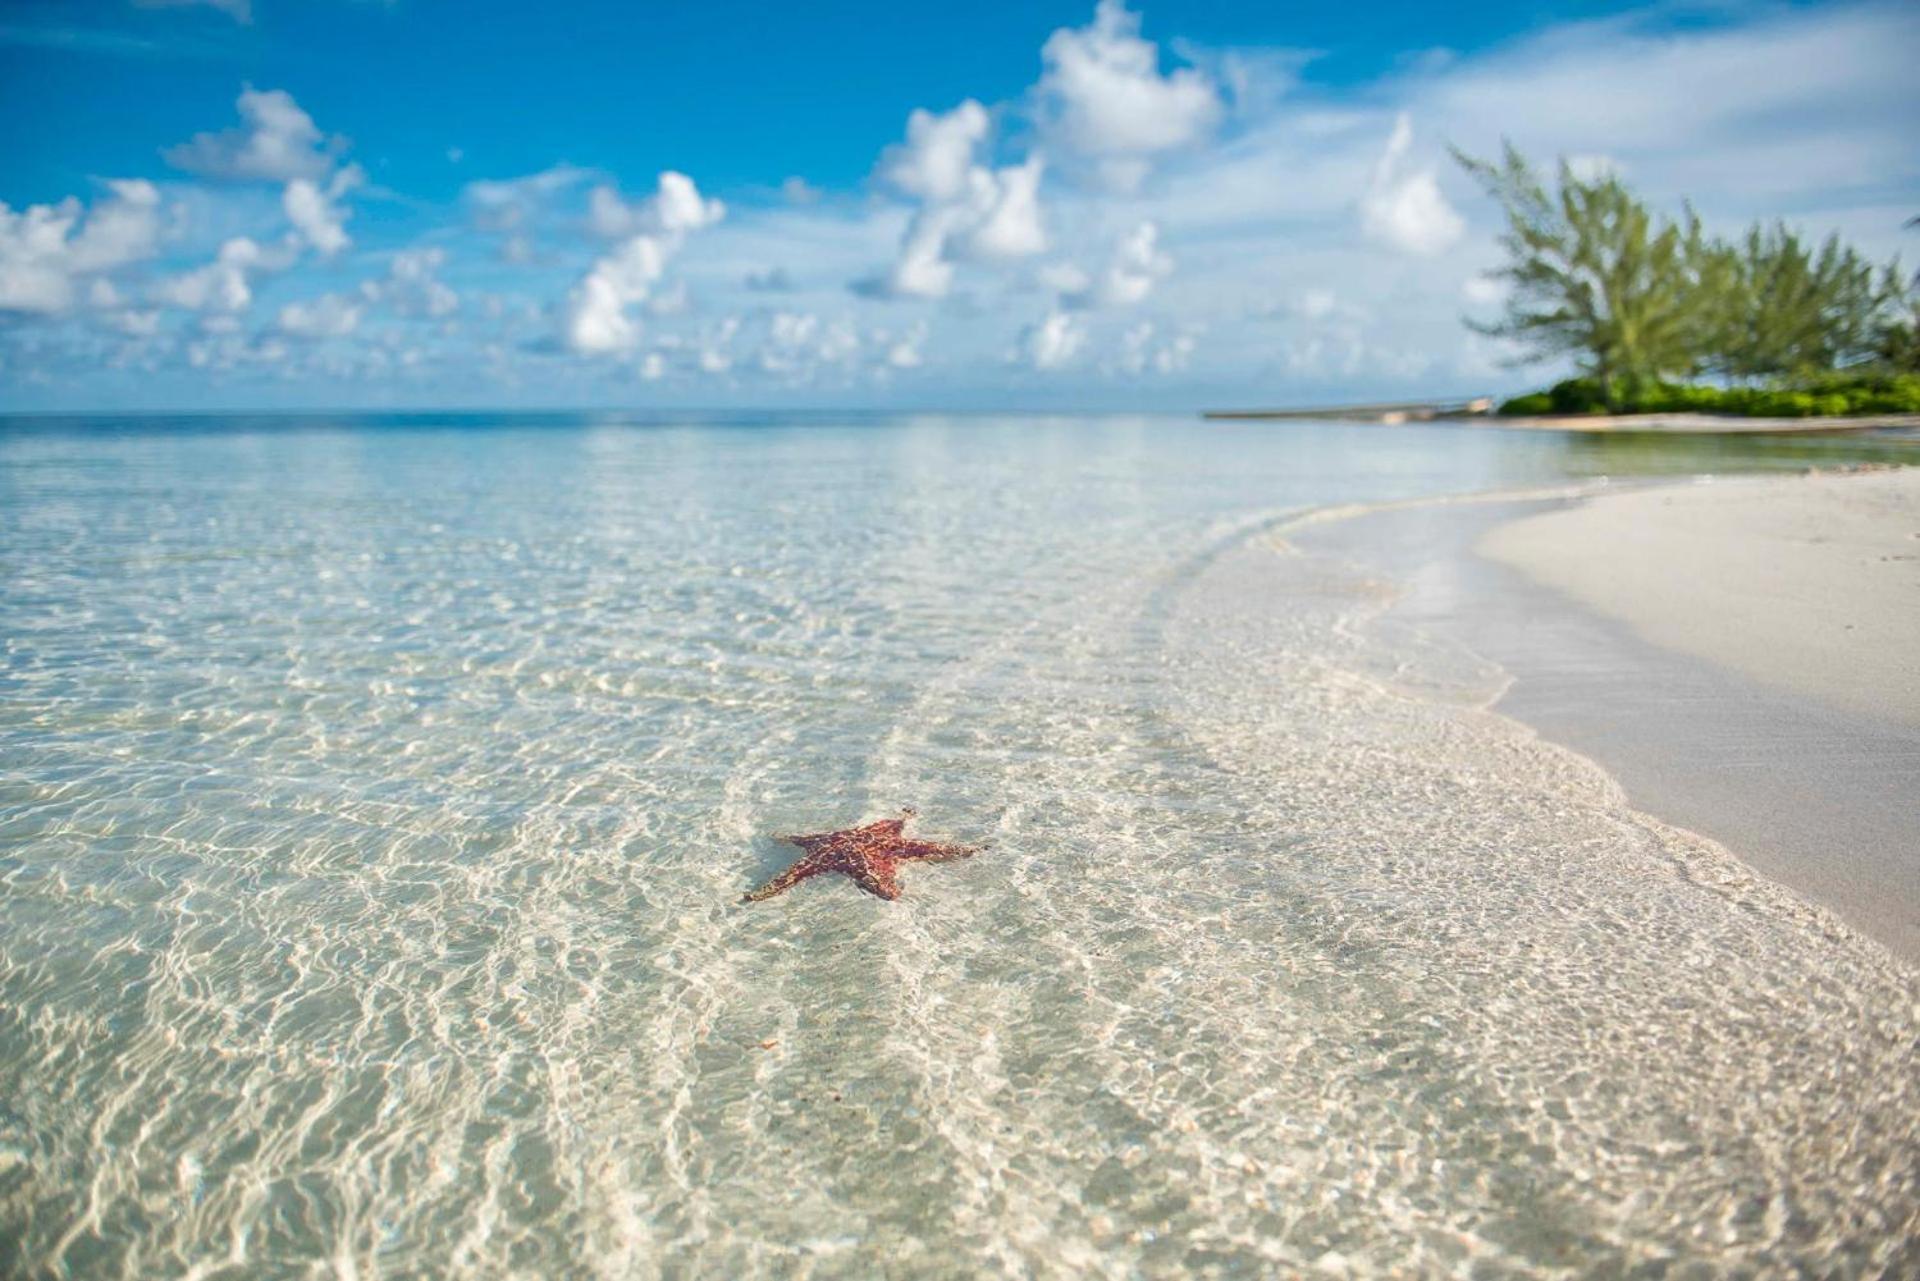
[1877,285,1920,372]
[1875,217,1920,373]
[1705,225,1889,381]
[1455,144,1710,410]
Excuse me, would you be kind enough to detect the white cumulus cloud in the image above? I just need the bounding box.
[863,103,1049,298]
[565,236,667,354]
[587,172,726,239]
[1358,114,1464,256]
[957,156,1048,261]
[283,164,363,256]
[869,205,961,300]
[166,87,335,183]
[881,100,992,202]
[562,172,725,355]
[1036,0,1221,189]
[0,180,163,315]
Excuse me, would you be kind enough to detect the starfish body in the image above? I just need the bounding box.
[742,809,976,903]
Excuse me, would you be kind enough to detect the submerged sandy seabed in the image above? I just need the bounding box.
[2,432,1916,1278]
[1480,467,1920,726]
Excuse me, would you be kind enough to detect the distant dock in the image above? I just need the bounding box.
[1203,397,1494,423]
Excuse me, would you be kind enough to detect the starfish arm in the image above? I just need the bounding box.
[894,840,976,863]
[846,859,903,901]
[741,856,824,903]
[859,818,908,841]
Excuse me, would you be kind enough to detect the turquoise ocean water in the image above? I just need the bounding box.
[1,414,1915,1277]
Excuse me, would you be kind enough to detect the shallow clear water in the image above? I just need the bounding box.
[1,414,1915,1278]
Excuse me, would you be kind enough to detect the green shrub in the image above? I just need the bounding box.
[1672,384,1727,412]
[1495,370,1920,419]
[1812,372,1920,414]
[1621,383,1714,413]
[1547,378,1606,414]
[1743,390,1816,417]
[1851,377,1920,413]
[1498,392,1554,416]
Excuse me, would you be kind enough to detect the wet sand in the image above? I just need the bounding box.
[1289,477,1920,963]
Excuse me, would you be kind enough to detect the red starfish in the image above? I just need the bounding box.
[741,809,977,903]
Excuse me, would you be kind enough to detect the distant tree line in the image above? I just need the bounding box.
[1456,145,1919,416]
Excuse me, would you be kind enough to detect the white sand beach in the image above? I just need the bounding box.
[1480,466,1920,725]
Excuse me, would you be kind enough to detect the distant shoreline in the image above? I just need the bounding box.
[1466,411,1920,435]
[1204,406,1920,435]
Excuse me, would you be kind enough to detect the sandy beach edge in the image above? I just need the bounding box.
[1478,465,1920,726]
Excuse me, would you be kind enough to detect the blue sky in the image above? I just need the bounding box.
[2,0,1916,411]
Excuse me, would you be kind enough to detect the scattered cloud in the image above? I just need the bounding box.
[1060,220,1171,308]
[0,180,164,314]
[1117,320,1194,374]
[165,87,335,183]
[1358,114,1464,256]
[1018,310,1084,370]
[5,0,1918,408]
[465,163,595,248]
[861,101,1048,299]
[277,291,362,339]
[1035,0,1221,190]
[153,237,276,313]
[363,248,459,318]
[696,315,740,373]
[283,164,362,255]
[562,172,726,355]
[881,101,992,203]
[960,156,1047,261]
[882,321,928,369]
[587,172,726,240]
[564,235,666,354]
